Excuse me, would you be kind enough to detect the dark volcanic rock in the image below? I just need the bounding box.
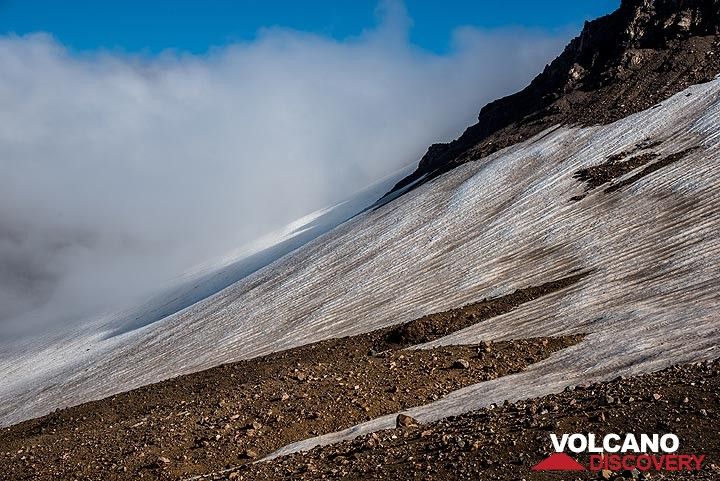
[395,413,419,428]
[383,0,720,199]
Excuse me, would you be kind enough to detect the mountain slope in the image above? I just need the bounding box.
[1,2,720,472]
[2,76,719,430]
[384,0,720,198]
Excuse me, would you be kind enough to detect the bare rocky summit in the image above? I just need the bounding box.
[385,0,720,198]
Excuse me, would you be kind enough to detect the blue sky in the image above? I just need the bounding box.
[0,0,620,54]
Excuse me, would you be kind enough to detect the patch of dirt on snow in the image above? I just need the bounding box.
[604,146,700,194]
[569,143,701,200]
[377,272,587,348]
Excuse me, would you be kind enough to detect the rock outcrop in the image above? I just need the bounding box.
[385,0,720,197]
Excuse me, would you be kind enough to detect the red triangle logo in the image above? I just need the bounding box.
[532,452,586,471]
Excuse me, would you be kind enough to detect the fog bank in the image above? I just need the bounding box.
[0,2,572,336]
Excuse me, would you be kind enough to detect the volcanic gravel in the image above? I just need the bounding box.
[0,278,585,481]
[215,359,720,481]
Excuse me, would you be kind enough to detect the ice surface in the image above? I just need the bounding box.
[1,80,719,439]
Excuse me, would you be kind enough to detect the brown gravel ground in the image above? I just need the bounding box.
[0,277,584,481]
[213,359,720,481]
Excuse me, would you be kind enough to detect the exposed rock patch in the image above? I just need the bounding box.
[569,140,701,199]
[377,273,587,349]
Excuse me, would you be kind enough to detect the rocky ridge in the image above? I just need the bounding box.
[384,0,720,198]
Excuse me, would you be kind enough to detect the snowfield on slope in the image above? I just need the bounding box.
[1,79,719,437]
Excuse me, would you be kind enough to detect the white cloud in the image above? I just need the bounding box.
[0,3,573,335]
